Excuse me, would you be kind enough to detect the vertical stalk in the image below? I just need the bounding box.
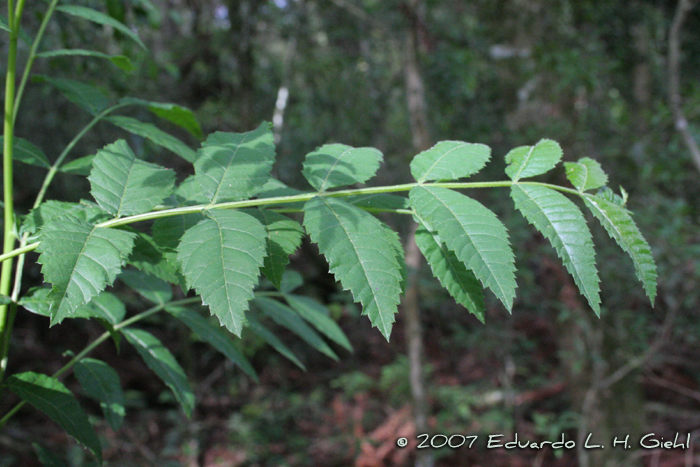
[0,0,20,383]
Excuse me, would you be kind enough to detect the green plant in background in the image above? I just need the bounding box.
[0,1,657,464]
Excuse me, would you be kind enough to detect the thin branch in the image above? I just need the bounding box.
[669,0,700,174]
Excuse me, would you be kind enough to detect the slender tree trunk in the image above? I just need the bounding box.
[402,3,433,466]
[669,0,700,174]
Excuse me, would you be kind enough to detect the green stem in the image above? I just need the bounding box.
[0,296,202,428]
[0,0,20,385]
[0,180,586,264]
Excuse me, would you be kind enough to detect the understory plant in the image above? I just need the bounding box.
[0,1,657,464]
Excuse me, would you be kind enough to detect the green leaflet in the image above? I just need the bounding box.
[284,294,353,352]
[37,49,134,72]
[74,358,125,431]
[511,184,601,314]
[36,217,136,325]
[194,123,276,203]
[253,297,338,360]
[505,139,563,181]
[302,143,383,191]
[245,209,304,289]
[119,269,172,305]
[88,139,175,217]
[74,292,126,324]
[0,136,50,168]
[33,444,69,467]
[177,210,266,336]
[165,306,258,381]
[120,97,203,140]
[410,141,491,183]
[127,232,184,287]
[564,157,609,192]
[105,116,197,162]
[584,194,657,303]
[38,76,111,116]
[302,196,403,339]
[409,186,516,311]
[20,200,107,237]
[6,372,102,463]
[56,5,147,50]
[345,193,410,211]
[413,215,485,322]
[153,213,205,250]
[121,328,195,416]
[59,155,95,175]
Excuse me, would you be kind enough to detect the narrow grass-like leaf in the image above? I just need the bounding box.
[302,144,382,191]
[409,186,516,311]
[246,314,305,370]
[57,5,147,50]
[120,97,203,139]
[119,269,172,305]
[105,116,196,162]
[511,184,601,314]
[0,136,50,168]
[37,49,134,72]
[253,297,338,360]
[177,210,266,336]
[303,197,403,339]
[36,217,136,324]
[74,358,125,430]
[411,141,491,183]
[38,76,111,116]
[413,214,485,322]
[6,372,102,463]
[505,139,563,181]
[88,139,175,217]
[195,122,275,203]
[564,157,608,192]
[245,209,303,289]
[121,328,194,416]
[584,194,657,303]
[284,294,352,352]
[165,306,258,381]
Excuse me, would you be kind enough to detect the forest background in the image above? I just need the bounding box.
[1,0,700,466]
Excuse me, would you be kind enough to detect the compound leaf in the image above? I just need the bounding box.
[511,184,601,314]
[121,328,194,416]
[410,141,490,183]
[564,157,608,192]
[57,5,147,50]
[74,358,125,431]
[194,123,275,203]
[88,139,175,217]
[246,314,305,370]
[505,139,562,181]
[165,306,258,381]
[6,372,101,463]
[584,194,657,303]
[302,144,382,191]
[409,186,516,311]
[303,197,403,339]
[253,297,338,360]
[413,214,485,322]
[105,116,196,162]
[36,217,136,325]
[177,210,266,336]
